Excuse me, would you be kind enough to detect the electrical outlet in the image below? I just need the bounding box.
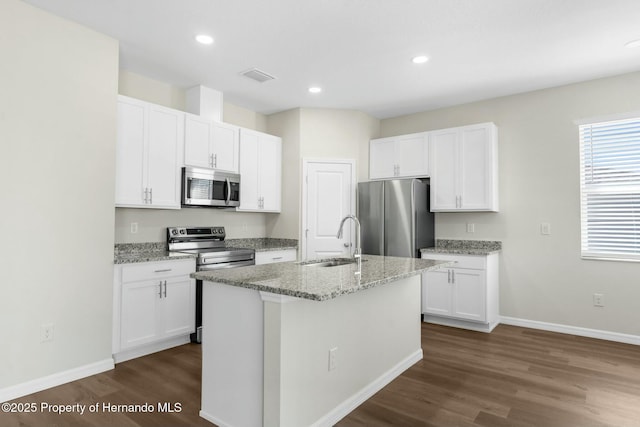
[130,222,138,234]
[593,293,604,307]
[540,222,551,235]
[328,347,338,371]
[466,223,475,233]
[41,323,54,342]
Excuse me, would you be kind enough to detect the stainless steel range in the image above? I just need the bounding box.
[167,226,255,343]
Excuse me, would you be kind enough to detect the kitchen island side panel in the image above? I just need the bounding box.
[270,275,422,427]
[201,275,422,427]
[200,283,265,427]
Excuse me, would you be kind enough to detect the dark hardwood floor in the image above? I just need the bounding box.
[2,344,213,427]
[338,324,640,427]
[4,323,640,426]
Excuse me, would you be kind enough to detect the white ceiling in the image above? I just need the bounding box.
[23,0,640,119]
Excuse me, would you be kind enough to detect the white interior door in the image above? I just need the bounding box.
[303,160,355,260]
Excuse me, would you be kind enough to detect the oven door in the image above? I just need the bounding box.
[197,260,255,271]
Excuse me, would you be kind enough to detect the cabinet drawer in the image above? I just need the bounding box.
[421,252,486,270]
[121,259,196,283]
[255,249,297,265]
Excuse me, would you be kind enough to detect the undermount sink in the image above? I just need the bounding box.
[301,258,365,268]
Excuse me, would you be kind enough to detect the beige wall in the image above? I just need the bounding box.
[0,0,118,391]
[300,108,379,183]
[266,109,301,239]
[118,70,186,110]
[265,108,379,240]
[381,71,640,336]
[115,71,270,243]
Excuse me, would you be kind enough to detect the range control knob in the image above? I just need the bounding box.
[179,229,186,234]
[171,229,178,235]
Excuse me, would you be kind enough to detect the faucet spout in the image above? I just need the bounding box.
[336,214,362,275]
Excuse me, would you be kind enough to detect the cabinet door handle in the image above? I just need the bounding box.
[163,280,167,298]
[225,177,231,205]
[272,256,283,260]
[154,269,172,273]
[213,154,217,168]
[447,269,451,284]
[452,270,455,284]
[143,187,149,203]
[149,188,153,204]
[158,282,163,298]
[209,154,214,167]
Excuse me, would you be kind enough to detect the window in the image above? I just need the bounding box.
[579,117,640,261]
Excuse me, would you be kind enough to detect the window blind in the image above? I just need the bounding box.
[579,117,640,260]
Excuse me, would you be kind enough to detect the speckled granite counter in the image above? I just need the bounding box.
[114,243,196,264]
[421,239,502,256]
[192,255,452,301]
[224,238,298,252]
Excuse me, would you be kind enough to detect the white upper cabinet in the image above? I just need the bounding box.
[184,113,239,173]
[369,137,396,179]
[430,122,498,212]
[369,132,429,179]
[116,95,184,209]
[238,129,282,212]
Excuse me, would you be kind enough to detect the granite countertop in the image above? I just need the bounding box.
[192,255,453,301]
[225,238,298,252]
[114,238,298,264]
[114,243,196,264]
[421,239,502,256]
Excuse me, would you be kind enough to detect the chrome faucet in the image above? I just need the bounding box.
[336,214,362,275]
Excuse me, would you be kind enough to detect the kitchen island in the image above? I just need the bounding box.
[192,255,451,427]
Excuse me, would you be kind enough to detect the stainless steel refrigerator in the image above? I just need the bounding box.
[358,179,434,258]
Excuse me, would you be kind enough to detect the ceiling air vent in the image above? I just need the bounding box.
[240,68,276,83]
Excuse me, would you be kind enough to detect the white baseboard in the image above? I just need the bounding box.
[0,358,114,403]
[113,335,190,364]
[500,316,640,346]
[199,410,234,427]
[423,315,499,333]
[311,348,424,427]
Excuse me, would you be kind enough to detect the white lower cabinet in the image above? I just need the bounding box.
[255,249,297,265]
[421,252,499,332]
[113,258,196,362]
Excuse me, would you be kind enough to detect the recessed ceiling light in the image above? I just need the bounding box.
[308,86,322,94]
[412,55,429,64]
[195,34,214,45]
[625,39,640,49]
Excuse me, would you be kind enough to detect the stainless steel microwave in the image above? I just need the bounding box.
[181,167,241,208]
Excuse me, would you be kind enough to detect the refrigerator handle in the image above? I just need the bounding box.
[410,179,417,257]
